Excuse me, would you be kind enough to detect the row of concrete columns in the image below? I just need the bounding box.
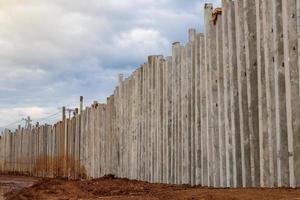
[0,0,300,188]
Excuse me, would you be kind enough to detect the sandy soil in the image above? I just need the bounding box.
[2,175,300,200]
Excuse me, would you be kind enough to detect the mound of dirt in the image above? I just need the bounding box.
[3,176,300,200]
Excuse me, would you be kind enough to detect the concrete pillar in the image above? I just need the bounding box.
[144,64,147,181]
[177,48,182,185]
[145,62,150,182]
[86,107,91,178]
[125,79,129,178]
[96,105,100,178]
[154,57,159,183]
[158,57,164,183]
[132,72,136,179]
[195,33,204,186]
[189,28,197,186]
[188,31,193,186]
[148,56,155,183]
[228,0,242,188]
[120,81,124,178]
[234,0,252,188]
[90,103,96,178]
[137,68,141,180]
[125,79,130,179]
[120,78,125,178]
[148,65,154,182]
[166,56,173,184]
[204,3,214,187]
[185,40,192,186]
[181,44,188,184]
[62,107,66,122]
[171,42,181,184]
[222,0,232,187]
[80,96,84,114]
[135,68,142,181]
[210,10,221,188]
[109,95,116,177]
[105,103,108,178]
[199,31,208,186]
[79,109,85,178]
[255,0,269,187]
[282,0,300,188]
[272,0,289,187]
[80,110,88,175]
[215,9,226,188]
[263,0,277,187]
[140,64,146,180]
[95,102,100,178]
[154,57,160,183]
[243,0,260,187]
[132,73,137,179]
[114,87,119,177]
[100,105,104,177]
[161,59,167,183]
[151,65,156,182]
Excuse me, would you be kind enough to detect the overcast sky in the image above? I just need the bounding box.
[0,0,220,131]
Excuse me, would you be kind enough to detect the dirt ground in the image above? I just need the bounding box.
[2,175,300,200]
[0,175,38,200]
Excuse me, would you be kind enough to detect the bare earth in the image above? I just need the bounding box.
[1,175,300,200]
[0,175,38,200]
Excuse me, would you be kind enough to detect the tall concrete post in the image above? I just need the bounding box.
[171,42,181,184]
[204,3,214,187]
[189,28,197,186]
[210,7,221,187]
[282,0,300,188]
[272,0,289,187]
[262,0,277,187]
[235,0,252,188]
[243,0,260,187]
[222,0,232,187]
[80,96,84,114]
[215,8,226,188]
[181,44,187,184]
[195,33,203,186]
[165,56,173,184]
[256,0,269,187]
[228,0,242,188]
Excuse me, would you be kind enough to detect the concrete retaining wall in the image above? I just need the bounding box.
[1,0,300,188]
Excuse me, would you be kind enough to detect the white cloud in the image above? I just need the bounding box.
[112,28,169,60]
[0,0,221,131]
[0,67,46,81]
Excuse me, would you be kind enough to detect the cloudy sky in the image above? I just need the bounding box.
[0,0,220,131]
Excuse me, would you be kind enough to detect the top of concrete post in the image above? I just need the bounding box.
[118,74,124,84]
[148,55,163,64]
[189,29,196,42]
[204,3,213,10]
[172,42,180,46]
